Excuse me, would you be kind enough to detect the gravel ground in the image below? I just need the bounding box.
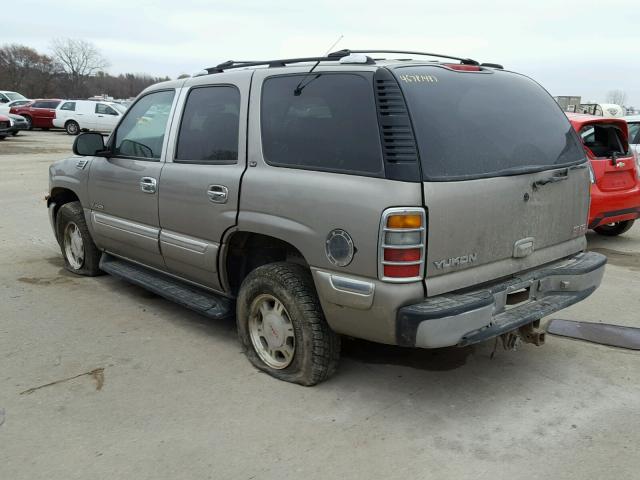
[1,130,639,480]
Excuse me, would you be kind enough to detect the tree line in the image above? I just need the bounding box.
[0,39,171,100]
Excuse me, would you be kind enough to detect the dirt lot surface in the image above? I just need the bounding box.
[1,131,639,479]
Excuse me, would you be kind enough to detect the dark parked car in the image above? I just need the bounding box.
[8,114,29,135]
[10,99,62,130]
[0,114,11,139]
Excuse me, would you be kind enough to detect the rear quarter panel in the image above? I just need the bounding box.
[241,68,423,278]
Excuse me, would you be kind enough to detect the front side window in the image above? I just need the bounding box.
[112,90,175,160]
[175,86,240,163]
[261,73,383,176]
[60,102,75,111]
[96,103,118,115]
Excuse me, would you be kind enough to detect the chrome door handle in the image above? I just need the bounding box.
[140,177,157,194]
[207,185,228,203]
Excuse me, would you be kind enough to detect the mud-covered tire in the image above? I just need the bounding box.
[65,120,80,135]
[594,220,635,236]
[55,201,102,276]
[237,262,340,386]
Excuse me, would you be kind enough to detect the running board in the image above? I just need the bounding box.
[99,254,233,320]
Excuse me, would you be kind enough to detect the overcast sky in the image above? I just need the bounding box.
[5,0,640,105]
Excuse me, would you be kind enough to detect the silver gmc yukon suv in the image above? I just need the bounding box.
[47,49,606,385]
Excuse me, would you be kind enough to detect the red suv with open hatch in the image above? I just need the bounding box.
[568,113,640,236]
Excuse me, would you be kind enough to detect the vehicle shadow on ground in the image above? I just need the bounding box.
[341,337,475,372]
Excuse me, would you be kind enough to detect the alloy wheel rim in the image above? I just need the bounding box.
[248,294,295,369]
[63,222,85,270]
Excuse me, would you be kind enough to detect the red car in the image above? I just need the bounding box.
[10,99,62,130]
[568,113,640,235]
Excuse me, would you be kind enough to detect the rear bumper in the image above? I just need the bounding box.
[589,207,640,229]
[397,251,606,348]
[589,183,640,228]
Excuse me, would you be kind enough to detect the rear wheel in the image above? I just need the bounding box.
[65,120,80,135]
[237,262,340,386]
[594,220,635,236]
[55,201,102,276]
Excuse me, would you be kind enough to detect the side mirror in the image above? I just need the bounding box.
[73,132,107,156]
[0,98,8,103]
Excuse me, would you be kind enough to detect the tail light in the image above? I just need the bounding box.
[588,162,596,184]
[379,207,426,282]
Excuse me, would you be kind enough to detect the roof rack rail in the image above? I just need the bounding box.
[205,51,350,74]
[329,49,480,66]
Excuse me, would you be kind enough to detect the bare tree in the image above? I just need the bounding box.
[0,44,61,97]
[606,89,628,106]
[51,38,109,96]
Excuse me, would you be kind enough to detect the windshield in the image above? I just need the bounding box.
[5,92,26,101]
[394,66,585,181]
[112,103,127,113]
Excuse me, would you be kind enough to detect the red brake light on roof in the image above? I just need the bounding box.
[443,64,481,71]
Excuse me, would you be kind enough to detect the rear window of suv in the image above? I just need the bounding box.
[394,66,585,181]
[261,73,383,176]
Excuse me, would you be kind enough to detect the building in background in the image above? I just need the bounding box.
[554,96,581,112]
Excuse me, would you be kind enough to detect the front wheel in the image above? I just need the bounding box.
[55,201,102,276]
[237,262,340,386]
[594,220,635,236]
[11,131,18,136]
[23,116,32,130]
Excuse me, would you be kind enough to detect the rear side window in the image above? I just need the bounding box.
[175,86,240,163]
[261,73,383,176]
[37,101,60,109]
[395,66,585,180]
[60,102,75,111]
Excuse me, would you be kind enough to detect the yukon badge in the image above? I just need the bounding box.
[434,253,478,270]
